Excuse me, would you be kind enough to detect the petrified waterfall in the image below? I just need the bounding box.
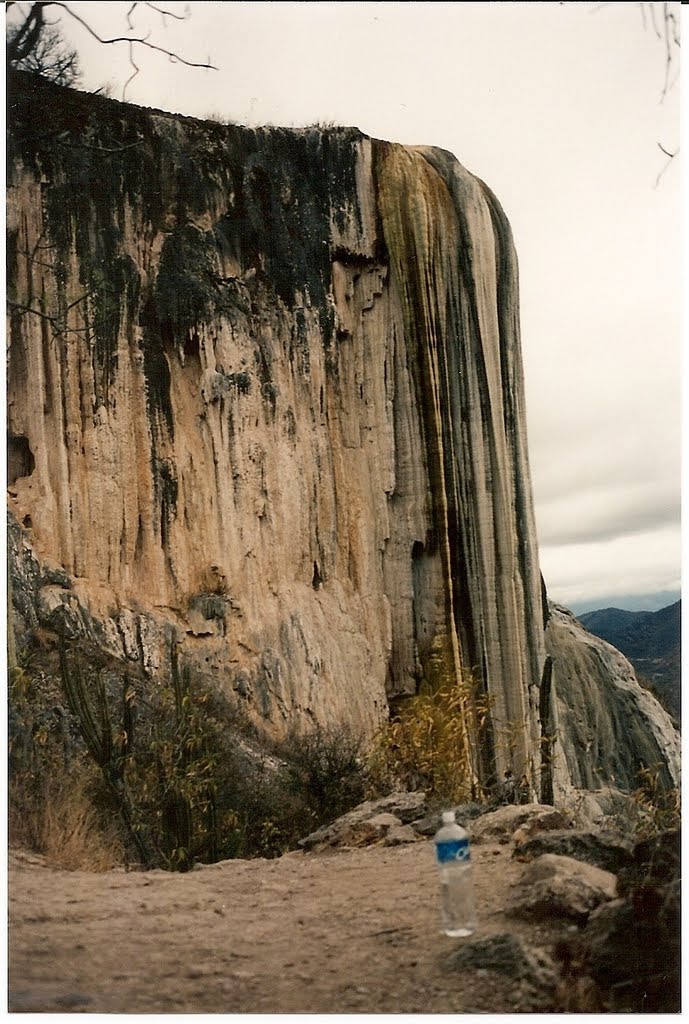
[7,72,678,799]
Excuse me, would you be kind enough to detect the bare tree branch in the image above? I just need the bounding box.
[123,38,141,99]
[655,142,679,189]
[47,2,218,71]
[657,142,677,160]
[7,296,92,337]
[146,3,188,24]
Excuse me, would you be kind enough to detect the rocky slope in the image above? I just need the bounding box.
[6,70,679,799]
[544,605,680,791]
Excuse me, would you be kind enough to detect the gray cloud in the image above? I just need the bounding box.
[539,522,681,609]
[535,479,680,547]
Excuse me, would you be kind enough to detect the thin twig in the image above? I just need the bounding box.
[48,2,218,69]
[657,141,677,159]
[146,3,187,23]
[7,298,91,336]
[123,38,141,99]
[655,142,679,188]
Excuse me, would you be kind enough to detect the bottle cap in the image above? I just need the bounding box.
[442,810,456,824]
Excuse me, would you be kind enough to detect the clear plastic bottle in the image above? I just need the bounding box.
[434,809,477,937]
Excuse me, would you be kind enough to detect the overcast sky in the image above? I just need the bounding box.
[38,1,682,613]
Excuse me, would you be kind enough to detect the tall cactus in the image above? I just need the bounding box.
[59,640,151,867]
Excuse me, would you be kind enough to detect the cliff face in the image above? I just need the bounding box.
[545,605,680,791]
[6,72,679,797]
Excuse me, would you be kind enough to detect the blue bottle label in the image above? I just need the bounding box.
[436,838,470,864]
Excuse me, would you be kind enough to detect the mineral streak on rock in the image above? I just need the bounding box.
[6,72,678,796]
[377,144,545,782]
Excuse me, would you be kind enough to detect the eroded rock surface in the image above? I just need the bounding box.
[545,605,681,791]
[445,932,557,1005]
[6,71,546,787]
[6,71,680,797]
[513,830,634,875]
[555,830,680,1012]
[469,804,569,844]
[298,792,427,850]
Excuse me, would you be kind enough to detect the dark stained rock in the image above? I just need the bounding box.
[617,828,680,893]
[445,933,557,1009]
[469,804,569,844]
[446,932,555,984]
[513,829,634,874]
[6,69,680,810]
[555,882,680,1012]
[554,829,680,1012]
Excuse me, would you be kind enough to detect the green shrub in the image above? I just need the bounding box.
[277,725,369,825]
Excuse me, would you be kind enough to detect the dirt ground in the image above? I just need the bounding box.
[9,839,575,1013]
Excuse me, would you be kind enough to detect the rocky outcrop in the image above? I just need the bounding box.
[545,605,680,791]
[6,71,680,798]
[6,72,545,788]
[513,830,634,875]
[506,854,617,923]
[468,804,569,844]
[298,792,427,851]
[446,933,558,1010]
[555,830,680,1012]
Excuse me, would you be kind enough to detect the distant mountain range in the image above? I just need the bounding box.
[578,601,681,721]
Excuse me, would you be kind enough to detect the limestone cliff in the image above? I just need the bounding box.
[6,72,679,798]
[545,605,680,791]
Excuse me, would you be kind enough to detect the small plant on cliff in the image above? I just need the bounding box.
[630,765,680,837]
[369,675,491,806]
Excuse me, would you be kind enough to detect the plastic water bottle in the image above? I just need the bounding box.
[434,809,477,937]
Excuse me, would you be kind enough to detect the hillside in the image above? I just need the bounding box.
[579,602,681,720]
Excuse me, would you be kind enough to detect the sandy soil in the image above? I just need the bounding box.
[9,840,575,1013]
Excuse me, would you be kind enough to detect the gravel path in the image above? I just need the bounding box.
[9,840,573,1013]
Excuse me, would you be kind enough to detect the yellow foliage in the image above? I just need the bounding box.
[369,674,491,805]
[631,766,680,837]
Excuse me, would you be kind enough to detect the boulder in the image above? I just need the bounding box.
[566,786,650,832]
[298,792,426,850]
[469,804,569,844]
[617,829,680,893]
[411,802,488,837]
[383,824,419,846]
[506,853,617,923]
[445,933,557,1009]
[513,830,634,874]
[367,792,428,823]
[446,932,556,987]
[555,879,680,1011]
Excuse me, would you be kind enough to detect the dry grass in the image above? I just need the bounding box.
[369,675,490,805]
[9,769,123,872]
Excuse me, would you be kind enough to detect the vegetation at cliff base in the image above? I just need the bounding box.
[9,639,375,870]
